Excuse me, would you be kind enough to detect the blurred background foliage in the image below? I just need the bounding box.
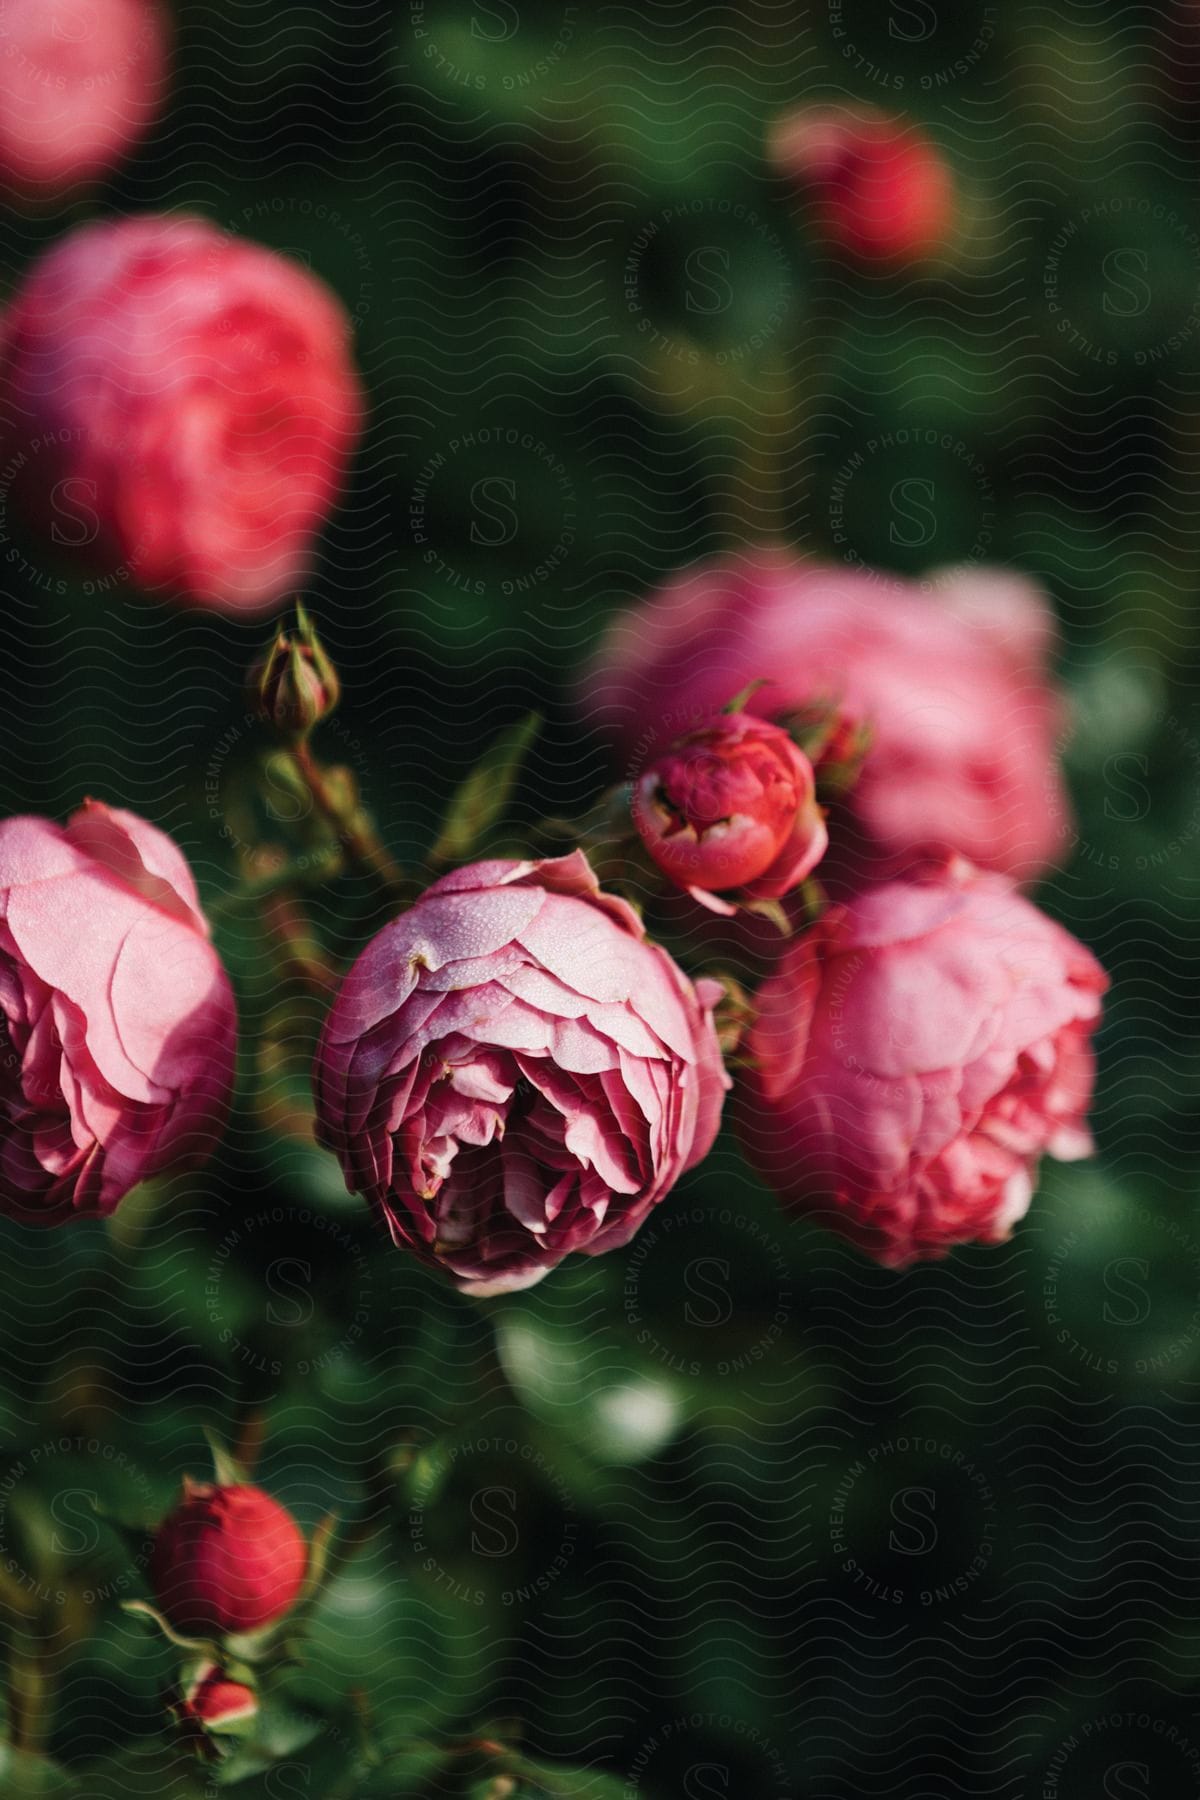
[1,2,1200,1795]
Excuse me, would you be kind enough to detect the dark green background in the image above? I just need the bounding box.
[1,3,1199,1795]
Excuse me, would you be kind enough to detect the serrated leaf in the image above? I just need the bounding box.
[429,714,542,867]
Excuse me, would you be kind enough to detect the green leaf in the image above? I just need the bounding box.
[0,1747,78,1799]
[429,714,542,867]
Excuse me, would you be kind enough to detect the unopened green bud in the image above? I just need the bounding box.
[248,602,340,738]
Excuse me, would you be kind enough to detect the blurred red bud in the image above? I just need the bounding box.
[769,106,954,265]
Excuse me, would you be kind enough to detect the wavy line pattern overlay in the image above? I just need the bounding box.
[0,3,1197,1797]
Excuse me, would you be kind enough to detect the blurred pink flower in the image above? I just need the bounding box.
[632,710,827,914]
[0,800,236,1223]
[0,214,363,613]
[0,0,169,195]
[738,858,1107,1267]
[314,851,730,1296]
[583,549,1072,885]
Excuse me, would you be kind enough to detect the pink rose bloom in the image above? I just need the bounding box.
[0,214,363,613]
[632,710,827,914]
[314,851,729,1296]
[739,860,1107,1267]
[768,105,955,265]
[0,800,236,1224]
[0,0,169,196]
[583,549,1071,884]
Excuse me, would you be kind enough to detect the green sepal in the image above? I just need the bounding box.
[722,677,772,715]
[119,1599,219,1658]
[741,896,794,936]
[202,1429,250,1489]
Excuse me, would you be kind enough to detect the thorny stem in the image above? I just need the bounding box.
[292,738,409,909]
[261,888,338,999]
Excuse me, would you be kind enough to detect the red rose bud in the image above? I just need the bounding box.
[769,106,954,265]
[150,1480,307,1637]
[177,1661,258,1735]
[249,605,340,737]
[632,712,827,913]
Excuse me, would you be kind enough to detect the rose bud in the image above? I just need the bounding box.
[248,604,340,738]
[0,801,236,1224]
[175,1661,258,1737]
[738,860,1107,1267]
[313,851,730,1296]
[631,711,827,913]
[150,1479,307,1638]
[769,105,954,265]
[0,0,169,198]
[581,550,1071,885]
[0,214,363,614]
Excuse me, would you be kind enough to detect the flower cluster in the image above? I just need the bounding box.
[0,547,1105,1287]
[0,45,1106,1298]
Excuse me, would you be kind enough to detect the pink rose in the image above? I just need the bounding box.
[738,860,1107,1267]
[583,549,1071,883]
[632,710,827,914]
[314,851,729,1296]
[769,105,955,265]
[0,801,236,1224]
[0,214,363,613]
[0,0,169,196]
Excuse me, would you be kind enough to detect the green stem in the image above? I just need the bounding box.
[262,890,339,998]
[8,1619,53,1757]
[292,739,409,907]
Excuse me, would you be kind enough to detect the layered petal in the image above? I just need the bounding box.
[0,803,235,1223]
[738,860,1107,1266]
[314,854,729,1293]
